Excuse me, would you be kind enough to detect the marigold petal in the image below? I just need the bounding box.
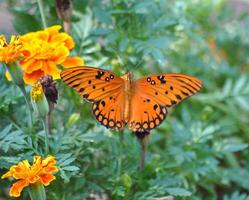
[33,156,42,163]
[5,70,12,81]
[23,70,45,85]
[37,31,49,42]
[42,155,56,166]
[9,180,29,197]
[42,166,59,174]
[52,46,70,63]
[1,170,13,179]
[61,57,84,68]
[25,60,43,73]
[50,32,70,43]
[39,174,56,186]
[45,25,62,36]
[29,175,40,184]
[19,59,36,71]
[0,35,7,45]
[43,61,61,80]
[64,36,75,49]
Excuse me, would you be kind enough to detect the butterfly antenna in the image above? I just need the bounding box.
[134,56,144,69]
[110,45,125,68]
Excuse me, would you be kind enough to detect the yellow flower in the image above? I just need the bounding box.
[30,82,44,100]
[0,35,23,63]
[19,25,84,84]
[1,155,58,197]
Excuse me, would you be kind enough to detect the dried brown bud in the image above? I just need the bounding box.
[39,75,58,104]
[56,0,72,22]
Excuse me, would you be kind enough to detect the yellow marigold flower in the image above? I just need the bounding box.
[0,35,23,63]
[1,155,58,197]
[19,25,84,84]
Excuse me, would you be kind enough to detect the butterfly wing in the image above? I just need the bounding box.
[129,73,202,132]
[60,66,126,130]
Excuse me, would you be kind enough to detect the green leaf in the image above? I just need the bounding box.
[165,187,192,197]
[62,166,80,171]
[222,143,248,153]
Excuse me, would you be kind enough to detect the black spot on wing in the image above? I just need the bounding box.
[176,94,182,100]
[101,101,106,107]
[157,75,166,84]
[153,104,158,111]
[95,71,105,79]
[83,94,89,98]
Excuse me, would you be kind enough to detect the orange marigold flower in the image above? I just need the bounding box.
[19,25,84,84]
[0,35,23,63]
[1,155,58,197]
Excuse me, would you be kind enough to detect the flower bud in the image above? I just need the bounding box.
[56,0,72,33]
[39,75,58,104]
[121,173,132,189]
[66,113,80,126]
[28,182,46,200]
[56,0,72,21]
[30,82,49,118]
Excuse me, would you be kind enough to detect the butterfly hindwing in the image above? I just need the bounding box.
[60,66,124,102]
[92,90,126,130]
[129,92,168,132]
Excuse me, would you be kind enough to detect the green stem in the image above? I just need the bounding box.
[137,137,147,171]
[1,113,22,132]
[37,0,47,28]
[19,85,33,131]
[42,118,49,154]
[47,101,54,135]
[28,182,46,200]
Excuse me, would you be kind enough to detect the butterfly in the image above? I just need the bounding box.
[60,66,202,135]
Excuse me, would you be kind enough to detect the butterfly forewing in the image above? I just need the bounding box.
[129,73,202,132]
[60,66,124,102]
[135,73,202,107]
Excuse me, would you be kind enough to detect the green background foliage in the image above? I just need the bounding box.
[0,0,249,199]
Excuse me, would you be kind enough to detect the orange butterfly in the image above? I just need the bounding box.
[60,66,202,135]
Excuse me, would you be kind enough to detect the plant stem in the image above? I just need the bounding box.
[137,137,148,171]
[42,118,49,154]
[37,0,47,28]
[47,101,54,135]
[19,85,33,131]
[1,113,22,132]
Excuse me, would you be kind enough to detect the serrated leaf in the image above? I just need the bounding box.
[222,143,248,153]
[166,187,192,197]
[62,166,80,171]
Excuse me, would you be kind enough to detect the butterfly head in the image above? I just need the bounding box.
[121,71,133,83]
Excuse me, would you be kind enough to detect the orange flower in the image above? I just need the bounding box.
[0,35,23,63]
[19,25,84,84]
[1,155,58,197]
